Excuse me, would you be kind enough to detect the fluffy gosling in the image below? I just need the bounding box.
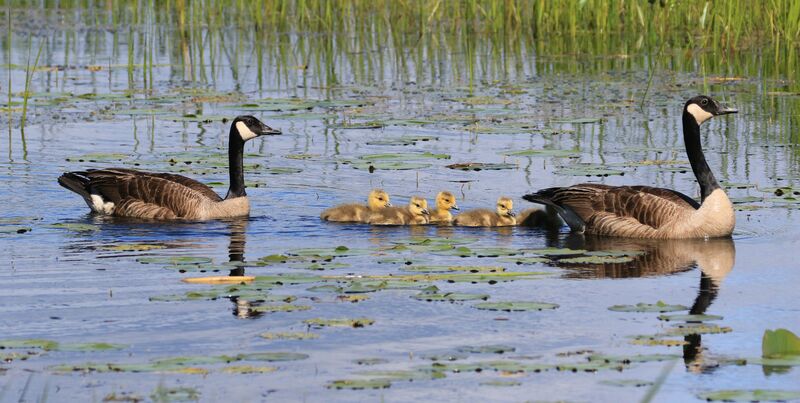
[429,191,459,224]
[367,196,430,225]
[320,189,391,222]
[453,197,516,227]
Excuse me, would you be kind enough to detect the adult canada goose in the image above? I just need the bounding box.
[367,196,429,225]
[516,207,563,228]
[523,95,737,239]
[58,115,281,220]
[429,191,459,224]
[453,197,516,227]
[320,189,391,222]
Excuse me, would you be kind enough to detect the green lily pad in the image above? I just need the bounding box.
[665,324,733,336]
[557,164,625,177]
[249,304,311,313]
[366,135,438,146]
[555,361,626,372]
[445,162,517,171]
[358,152,450,161]
[412,291,490,302]
[500,257,551,265]
[588,354,680,364]
[401,265,504,273]
[456,345,515,354]
[353,358,389,365]
[58,343,127,352]
[629,336,688,347]
[480,380,521,387]
[608,301,689,313]
[327,379,391,390]
[0,339,59,350]
[500,149,580,158]
[260,332,319,340]
[150,385,200,402]
[550,117,604,124]
[262,167,303,175]
[696,390,800,401]
[763,328,800,358]
[354,369,443,381]
[474,301,559,311]
[48,223,99,232]
[100,243,167,252]
[600,379,654,387]
[236,352,309,362]
[66,152,128,162]
[434,247,522,257]
[137,256,213,265]
[657,314,723,322]
[526,247,587,256]
[349,161,431,170]
[221,365,277,374]
[304,318,375,328]
[328,121,385,129]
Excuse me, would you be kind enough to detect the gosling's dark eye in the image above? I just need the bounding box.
[701,98,708,105]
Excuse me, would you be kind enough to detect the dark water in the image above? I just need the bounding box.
[1,4,800,402]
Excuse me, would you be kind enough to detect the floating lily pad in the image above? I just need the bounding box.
[550,117,604,124]
[657,314,723,322]
[555,361,626,372]
[355,369,443,381]
[48,223,99,232]
[480,380,521,387]
[150,386,200,402]
[221,365,277,374]
[260,332,319,340]
[456,345,515,354]
[434,247,522,257]
[262,167,303,175]
[762,328,800,358]
[137,256,213,265]
[249,304,311,313]
[413,291,489,302]
[401,265,504,273]
[236,352,309,362]
[600,379,654,387]
[474,301,559,311]
[588,354,680,364]
[500,257,551,265]
[100,243,168,252]
[557,164,625,177]
[358,152,450,161]
[327,379,391,390]
[58,343,127,352]
[304,318,375,328]
[629,336,687,347]
[608,301,689,313]
[353,358,389,366]
[500,149,580,158]
[366,135,438,146]
[446,162,517,171]
[527,247,587,256]
[288,246,370,257]
[0,339,59,350]
[696,390,800,401]
[66,153,128,162]
[349,161,431,170]
[665,324,732,336]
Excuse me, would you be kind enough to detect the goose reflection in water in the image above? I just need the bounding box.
[546,234,734,372]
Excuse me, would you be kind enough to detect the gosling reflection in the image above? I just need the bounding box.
[561,236,734,372]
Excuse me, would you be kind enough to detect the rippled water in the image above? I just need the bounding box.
[2,4,800,402]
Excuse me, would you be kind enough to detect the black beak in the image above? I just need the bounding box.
[259,122,282,136]
[508,211,516,217]
[715,104,738,116]
[452,205,460,211]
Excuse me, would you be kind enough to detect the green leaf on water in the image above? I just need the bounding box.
[100,243,167,252]
[480,380,521,387]
[221,365,277,374]
[600,379,654,387]
[358,152,450,161]
[303,318,375,328]
[500,149,580,158]
[401,265,504,273]
[629,336,688,347]
[353,358,389,365]
[150,385,201,402]
[665,324,732,336]
[608,301,689,313]
[58,343,127,352]
[249,304,311,313]
[555,361,626,372]
[657,314,723,322]
[412,291,489,302]
[236,352,309,362]
[260,332,319,340]
[696,390,800,402]
[0,339,59,350]
[48,223,99,232]
[348,161,431,170]
[556,163,625,177]
[327,379,392,390]
[550,117,604,124]
[588,354,680,364]
[762,328,800,358]
[137,256,213,265]
[526,247,587,256]
[456,345,516,354]
[500,256,551,265]
[474,301,559,311]
[445,162,517,171]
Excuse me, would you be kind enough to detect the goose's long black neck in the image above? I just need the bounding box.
[226,130,246,199]
[683,112,719,203]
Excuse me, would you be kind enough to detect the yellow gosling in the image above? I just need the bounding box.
[367,196,430,225]
[453,197,516,227]
[429,191,459,224]
[320,189,391,222]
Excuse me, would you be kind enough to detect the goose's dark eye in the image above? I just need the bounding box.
[701,99,708,105]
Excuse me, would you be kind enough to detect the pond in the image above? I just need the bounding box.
[1,2,800,402]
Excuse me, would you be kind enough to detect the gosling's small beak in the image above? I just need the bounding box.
[259,123,282,135]
[452,205,460,211]
[715,104,738,116]
[421,209,430,215]
[508,211,516,217]
[385,202,392,207]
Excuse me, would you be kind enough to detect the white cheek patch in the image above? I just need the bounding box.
[687,103,713,125]
[236,121,258,141]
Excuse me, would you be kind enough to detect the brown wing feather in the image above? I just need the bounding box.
[88,168,222,202]
[83,169,211,218]
[540,184,698,235]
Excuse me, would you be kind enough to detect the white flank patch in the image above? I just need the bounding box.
[90,194,115,215]
[687,103,713,125]
[236,121,258,141]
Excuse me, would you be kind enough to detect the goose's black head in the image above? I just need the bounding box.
[231,115,282,142]
[684,96,737,126]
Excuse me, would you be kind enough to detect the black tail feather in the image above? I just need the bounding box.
[522,188,586,233]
